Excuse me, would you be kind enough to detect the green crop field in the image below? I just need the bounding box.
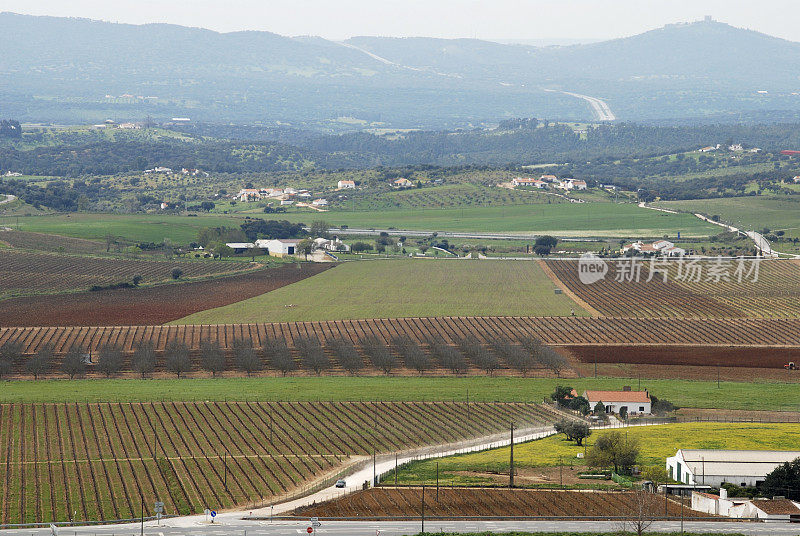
[0,213,249,244]
[1,201,719,245]
[173,259,587,324]
[655,196,800,235]
[389,422,800,486]
[3,376,800,409]
[276,202,717,237]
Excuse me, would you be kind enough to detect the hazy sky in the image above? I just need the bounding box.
[5,0,800,41]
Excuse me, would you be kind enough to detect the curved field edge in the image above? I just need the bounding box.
[1,376,800,411]
[171,260,590,324]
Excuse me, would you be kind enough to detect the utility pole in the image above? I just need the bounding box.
[224,452,228,492]
[436,462,439,502]
[421,485,425,534]
[509,422,515,489]
[373,450,377,486]
[140,492,144,536]
[395,454,398,486]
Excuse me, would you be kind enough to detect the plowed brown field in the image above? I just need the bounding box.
[0,263,332,326]
[292,487,704,518]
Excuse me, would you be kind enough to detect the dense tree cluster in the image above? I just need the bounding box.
[0,120,22,139]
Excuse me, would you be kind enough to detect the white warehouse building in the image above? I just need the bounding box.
[667,449,800,488]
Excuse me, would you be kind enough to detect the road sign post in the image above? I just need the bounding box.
[210,510,217,523]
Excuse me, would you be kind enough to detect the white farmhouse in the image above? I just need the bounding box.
[337,180,356,189]
[667,449,800,488]
[583,389,651,415]
[255,238,302,257]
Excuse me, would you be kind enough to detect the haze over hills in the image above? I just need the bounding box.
[2,12,800,128]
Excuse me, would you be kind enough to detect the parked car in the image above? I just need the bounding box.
[335,479,346,488]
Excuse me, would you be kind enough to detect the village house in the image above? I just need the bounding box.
[668,449,800,488]
[236,188,262,202]
[512,177,547,188]
[540,174,559,183]
[792,176,800,184]
[313,237,351,252]
[558,179,588,191]
[337,180,356,189]
[393,178,413,188]
[583,388,651,415]
[621,240,685,257]
[255,238,302,257]
[312,198,329,207]
[692,490,800,522]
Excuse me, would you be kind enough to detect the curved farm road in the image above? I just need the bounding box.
[0,194,16,205]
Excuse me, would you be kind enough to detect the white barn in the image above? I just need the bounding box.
[667,449,800,488]
[255,238,302,257]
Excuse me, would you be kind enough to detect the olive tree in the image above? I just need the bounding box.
[26,344,53,379]
[61,346,87,379]
[200,340,226,377]
[0,341,22,378]
[328,337,363,375]
[97,345,124,378]
[164,340,191,378]
[233,338,262,376]
[131,341,156,378]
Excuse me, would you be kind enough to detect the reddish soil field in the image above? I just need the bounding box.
[292,487,703,518]
[565,344,800,370]
[0,263,332,327]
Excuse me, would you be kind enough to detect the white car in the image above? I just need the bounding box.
[335,479,346,488]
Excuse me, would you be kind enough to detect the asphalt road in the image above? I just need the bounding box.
[8,519,800,536]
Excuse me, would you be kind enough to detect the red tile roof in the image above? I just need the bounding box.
[584,390,650,403]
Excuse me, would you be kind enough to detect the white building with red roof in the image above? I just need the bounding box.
[582,388,651,415]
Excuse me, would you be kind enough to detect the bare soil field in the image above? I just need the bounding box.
[0,229,106,255]
[292,487,702,518]
[572,361,800,383]
[0,249,262,298]
[565,344,800,370]
[0,263,332,326]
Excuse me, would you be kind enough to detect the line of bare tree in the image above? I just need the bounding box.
[0,334,567,379]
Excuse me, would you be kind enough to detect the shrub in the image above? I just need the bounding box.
[171,268,183,280]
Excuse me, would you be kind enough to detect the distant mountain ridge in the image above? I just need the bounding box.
[2,12,800,126]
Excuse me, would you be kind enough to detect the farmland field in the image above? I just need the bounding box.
[654,196,800,236]
[276,203,718,237]
[1,203,720,242]
[291,487,702,518]
[0,250,262,298]
[0,262,332,326]
[545,258,800,318]
[0,230,106,255]
[3,376,800,413]
[174,260,587,324]
[388,423,800,487]
[0,401,551,525]
[5,317,800,357]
